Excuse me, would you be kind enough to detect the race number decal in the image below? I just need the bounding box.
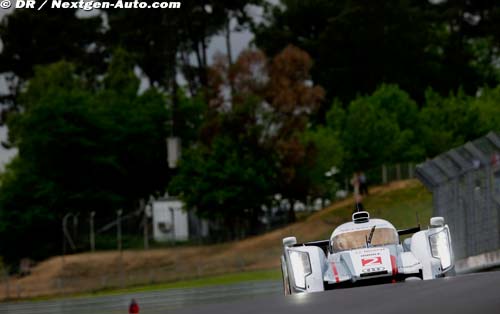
[361,257,382,266]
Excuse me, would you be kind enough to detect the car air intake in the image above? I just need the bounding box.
[352,211,370,223]
[360,270,388,277]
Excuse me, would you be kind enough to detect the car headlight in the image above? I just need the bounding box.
[429,229,452,270]
[289,251,312,289]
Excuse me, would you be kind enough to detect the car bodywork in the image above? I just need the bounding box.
[281,211,454,295]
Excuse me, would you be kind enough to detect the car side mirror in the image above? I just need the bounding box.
[283,236,297,247]
[430,217,445,228]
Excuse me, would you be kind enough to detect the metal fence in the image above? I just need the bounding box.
[340,163,416,193]
[377,163,416,185]
[415,131,500,261]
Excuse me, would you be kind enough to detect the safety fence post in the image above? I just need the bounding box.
[396,164,401,181]
[382,165,388,184]
[3,269,9,300]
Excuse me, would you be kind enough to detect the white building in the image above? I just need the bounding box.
[152,197,209,242]
[152,198,189,242]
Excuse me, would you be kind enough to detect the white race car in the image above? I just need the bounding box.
[281,211,454,295]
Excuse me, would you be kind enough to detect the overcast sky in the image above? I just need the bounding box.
[0,6,259,170]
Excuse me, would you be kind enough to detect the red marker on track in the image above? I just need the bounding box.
[129,299,140,314]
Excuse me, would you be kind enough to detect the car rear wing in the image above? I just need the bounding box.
[397,225,421,236]
[292,240,330,255]
[398,212,421,236]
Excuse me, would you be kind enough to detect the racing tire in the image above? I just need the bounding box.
[443,266,456,277]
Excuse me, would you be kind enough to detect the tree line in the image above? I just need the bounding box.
[0,1,499,263]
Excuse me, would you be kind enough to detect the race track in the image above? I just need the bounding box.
[177,271,500,314]
[0,280,280,314]
[1,272,500,313]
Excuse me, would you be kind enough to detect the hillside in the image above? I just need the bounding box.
[1,180,432,299]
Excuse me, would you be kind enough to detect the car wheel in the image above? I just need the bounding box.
[444,266,456,277]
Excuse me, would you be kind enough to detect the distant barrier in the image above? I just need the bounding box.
[416,131,500,270]
[341,163,416,194]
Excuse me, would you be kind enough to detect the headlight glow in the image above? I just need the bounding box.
[429,229,452,270]
[289,251,312,289]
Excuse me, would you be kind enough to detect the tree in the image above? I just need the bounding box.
[0,53,169,263]
[300,126,344,200]
[171,90,209,146]
[105,0,262,94]
[169,99,276,239]
[264,45,325,221]
[105,8,182,90]
[420,88,485,158]
[254,0,500,108]
[430,1,500,90]
[341,85,423,173]
[0,9,104,112]
[171,45,325,230]
[473,86,500,133]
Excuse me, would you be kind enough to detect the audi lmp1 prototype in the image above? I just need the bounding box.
[280,211,454,295]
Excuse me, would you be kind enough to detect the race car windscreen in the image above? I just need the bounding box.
[331,228,399,252]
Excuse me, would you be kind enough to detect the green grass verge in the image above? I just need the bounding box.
[364,183,432,229]
[92,269,282,295]
[20,269,281,303]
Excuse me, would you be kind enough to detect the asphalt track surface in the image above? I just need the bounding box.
[176,271,500,314]
[0,280,280,314]
[1,272,500,313]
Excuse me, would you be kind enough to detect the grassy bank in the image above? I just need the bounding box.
[22,269,281,302]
